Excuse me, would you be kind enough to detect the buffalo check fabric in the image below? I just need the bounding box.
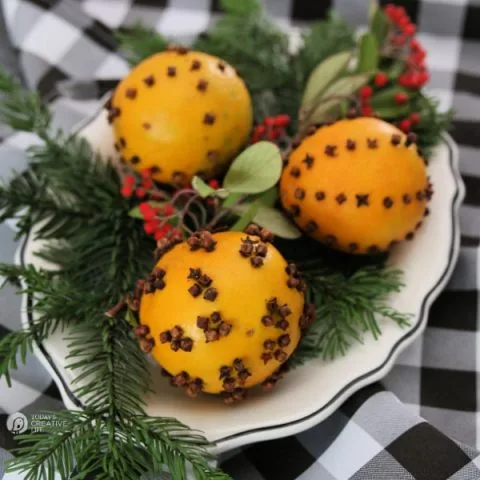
[0,1,479,479]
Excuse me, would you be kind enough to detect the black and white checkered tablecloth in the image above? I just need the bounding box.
[0,1,479,479]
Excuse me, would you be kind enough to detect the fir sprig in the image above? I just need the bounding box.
[291,265,410,365]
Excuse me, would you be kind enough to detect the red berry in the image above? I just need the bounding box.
[163,204,175,216]
[403,24,416,36]
[398,119,411,133]
[135,187,146,198]
[361,104,374,117]
[254,124,266,135]
[409,112,421,125]
[123,175,135,186]
[144,220,159,235]
[208,179,220,189]
[384,4,396,17]
[121,186,133,198]
[139,202,156,220]
[154,223,173,241]
[398,16,410,28]
[410,39,421,51]
[374,72,388,87]
[273,114,290,127]
[409,72,421,88]
[142,177,154,189]
[398,74,412,87]
[417,71,430,86]
[267,128,282,140]
[141,169,152,178]
[171,228,183,240]
[359,86,373,99]
[395,92,408,105]
[264,117,276,126]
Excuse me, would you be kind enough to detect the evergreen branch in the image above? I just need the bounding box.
[116,22,168,66]
[0,69,51,136]
[0,264,99,386]
[291,266,411,365]
[413,94,453,157]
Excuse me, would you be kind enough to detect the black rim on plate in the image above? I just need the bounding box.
[22,136,461,445]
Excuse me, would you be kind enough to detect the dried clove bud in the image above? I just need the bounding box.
[188,268,202,280]
[159,330,172,343]
[259,228,274,243]
[233,358,244,372]
[238,369,251,383]
[276,319,289,330]
[180,338,194,352]
[256,243,268,257]
[188,283,202,297]
[173,371,189,386]
[170,340,180,352]
[205,329,220,342]
[154,268,166,279]
[203,287,218,301]
[287,277,300,289]
[278,304,292,317]
[218,322,232,337]
[140,338,155,353]
[198,274,213,287]
[196,316,209,330]
[278,334,291,347]
[261,352,273,364]
[170,325,184,339]
[285,264,297,276]
[250,256,264,268]
[219,366,232,379]
[223,377,236,392]
[232,388,246,401]
[153,278,166,290]
[239,242,254,257]
[274,349,288,362]
[245,224,261,236]
[263,339,276,351]
[266,297,278,313]
[261,315,275,327]
[210,311,222,323]
[134,324,150,338]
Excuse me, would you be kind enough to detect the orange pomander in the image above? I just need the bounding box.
[279,118,431,254]
[137,228,309,403]
[109,48,253,185]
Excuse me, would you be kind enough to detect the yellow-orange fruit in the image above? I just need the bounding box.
[280,118,431,254]
[138,231,305,398]
[109,49,253,184]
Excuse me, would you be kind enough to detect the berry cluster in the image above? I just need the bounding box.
[120,169,182,241]
[357,4,429,133]
[251,114,291,144]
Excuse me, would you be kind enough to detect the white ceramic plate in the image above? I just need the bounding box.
[17,108,464,454]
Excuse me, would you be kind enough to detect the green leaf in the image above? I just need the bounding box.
[301,51,351,108]
[128,206,143,219]
[374,105,410,119]
[370,7,389,48]
[368,0,379,23]
[223,142,282,194]
[387,60,406,79]
[231,202,260,231]
[308,73,371,124]
[125,309,138,328]
[253,205,301,239]
[192,176,216,198]
[370,86,416,113]
[357,33,379,73]
[259,187,278,208]
[220,0,261,15]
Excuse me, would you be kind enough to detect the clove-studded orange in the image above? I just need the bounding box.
[108,48,253,184]
[280,118,431,254]
[138,228,309,402]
